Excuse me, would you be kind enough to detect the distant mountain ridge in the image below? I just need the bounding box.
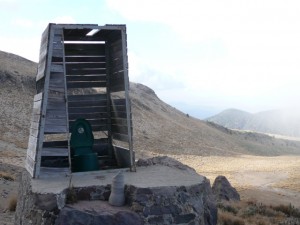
[206,108,300,138]
[1,50,300,157]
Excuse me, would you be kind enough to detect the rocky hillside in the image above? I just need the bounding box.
[1,50,300,156]
[206,108,300,138]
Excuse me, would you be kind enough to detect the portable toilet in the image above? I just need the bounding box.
[25,23,135,178]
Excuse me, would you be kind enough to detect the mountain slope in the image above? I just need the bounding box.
[207,108,300,138]
[0,50,300,156]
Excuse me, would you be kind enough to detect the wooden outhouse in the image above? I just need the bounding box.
[25,23,134,178]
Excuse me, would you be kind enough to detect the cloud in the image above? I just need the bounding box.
[107,0,300,112]
[128,51,183,90]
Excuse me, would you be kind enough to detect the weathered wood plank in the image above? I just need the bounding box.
[111,125,128,135]
[111,111,128,119]
[33,100,42,110]
[110,84,125,92]
[67,81,106,89]
[112,133,129,142]
[110,39,122,48]
[53,42,63,50]
[45,118,67,127]
[111,118,131,126]
[68,99,107,108]
[44,125,68,134]
[46,112,67,120]
[65,56,106,63]
[111,71,124,85]
[111,62,125,74]
[64,48,105,56]
[35,23,54,178]
[50,64,64,72]
[52,49,63,58]
[63,35,105,42]
[91,124,108,132]
[25,155,35,177]
[66,63,106,70]
[68,94,107,102]
[53,28,63,35]
[65,69,106,76]
[46,100,66,110]
[43,140,68,148]
[39,167,70,174]
[111,98,126,106]
[53,35,62,42]
[69,119,108,127]
[68,113,107,120]
[27,135,38,160]
[111,57,124,68]
[111,105,126,112]
[64,43,105,51]
[31,113,41,123]
[41,148,68,157]
[29,128,39,138]
[66,75,106,82]
[34,93,43,102]
[30,121,40,130]
[48,85,65,93]
[68,107,108,114]
[50,72,65,84]
[121,28,134,171]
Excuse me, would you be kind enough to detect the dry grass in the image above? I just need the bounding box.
[217,200,300,225]
[7,195,17,212]
[218,210,245,225]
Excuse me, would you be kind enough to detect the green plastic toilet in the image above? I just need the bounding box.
[70,118,99,172]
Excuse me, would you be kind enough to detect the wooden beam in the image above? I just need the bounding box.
[68,94,107,101]
[112,133,129,142]
[66,75,106,82]
[65,56,106,63]
[66,81,106,89]
[41,148,68,157]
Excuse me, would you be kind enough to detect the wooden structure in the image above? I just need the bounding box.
[25,23,134,178]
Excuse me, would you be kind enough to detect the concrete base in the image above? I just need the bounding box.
[15,156,217,225]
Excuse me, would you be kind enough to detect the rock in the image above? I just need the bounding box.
[212,175,240,201]
[126,181,217,225]
[55,205,143,225]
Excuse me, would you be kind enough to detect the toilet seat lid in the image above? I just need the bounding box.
[70,118,94,148]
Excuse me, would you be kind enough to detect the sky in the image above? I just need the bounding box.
[1,0,300,118]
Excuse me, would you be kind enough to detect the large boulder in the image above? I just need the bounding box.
[212,175,240,201]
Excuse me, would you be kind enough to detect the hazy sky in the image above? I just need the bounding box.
[1,0,300,118]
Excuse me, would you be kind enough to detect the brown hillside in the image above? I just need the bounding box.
[0,50,300,156]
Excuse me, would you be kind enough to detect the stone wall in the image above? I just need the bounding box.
[126,181,217,225]
[15,157,217,225]
[15,170,62,225]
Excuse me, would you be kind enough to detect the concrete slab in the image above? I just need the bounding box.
[32,165,205,194]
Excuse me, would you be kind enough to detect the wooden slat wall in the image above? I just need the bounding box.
[109,37,125,93]
[64,43,107,89]
[37,27,70,176]
[26,88,44,176]
[110,98,132,142]
[36,27,50,81]
[29,26,71,177]
[67,94,109,132]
